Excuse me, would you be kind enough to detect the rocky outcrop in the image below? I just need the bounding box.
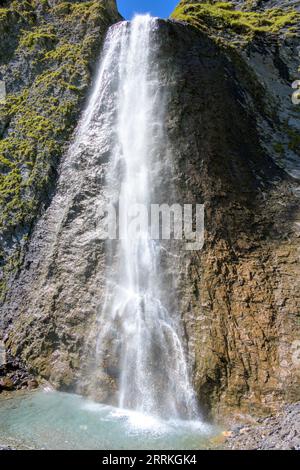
[225,402,300,449]
[0,0,121,385]
[0,0,121,305]
[0,0,299,423]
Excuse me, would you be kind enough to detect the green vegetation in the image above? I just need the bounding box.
[171,1,300,41]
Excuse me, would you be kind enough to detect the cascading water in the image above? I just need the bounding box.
[85,15,198,420]
[0,14,222,450]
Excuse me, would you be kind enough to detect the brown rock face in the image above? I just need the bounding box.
[156,21,300,418]
[224,402,300,449]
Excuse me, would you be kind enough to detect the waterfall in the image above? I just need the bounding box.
[82,15,199,420]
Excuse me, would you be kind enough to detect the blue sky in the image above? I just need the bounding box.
[117,0,179,19]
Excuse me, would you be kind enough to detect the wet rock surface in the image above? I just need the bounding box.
[225,402,300,449]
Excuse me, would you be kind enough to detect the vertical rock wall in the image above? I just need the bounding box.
[1,0,299,420]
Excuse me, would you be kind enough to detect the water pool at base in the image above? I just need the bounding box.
[0,390,220,450]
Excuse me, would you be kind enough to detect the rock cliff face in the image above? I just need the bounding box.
[0,0,299,421]
[169,0,300,419]
[0,0,121,388]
